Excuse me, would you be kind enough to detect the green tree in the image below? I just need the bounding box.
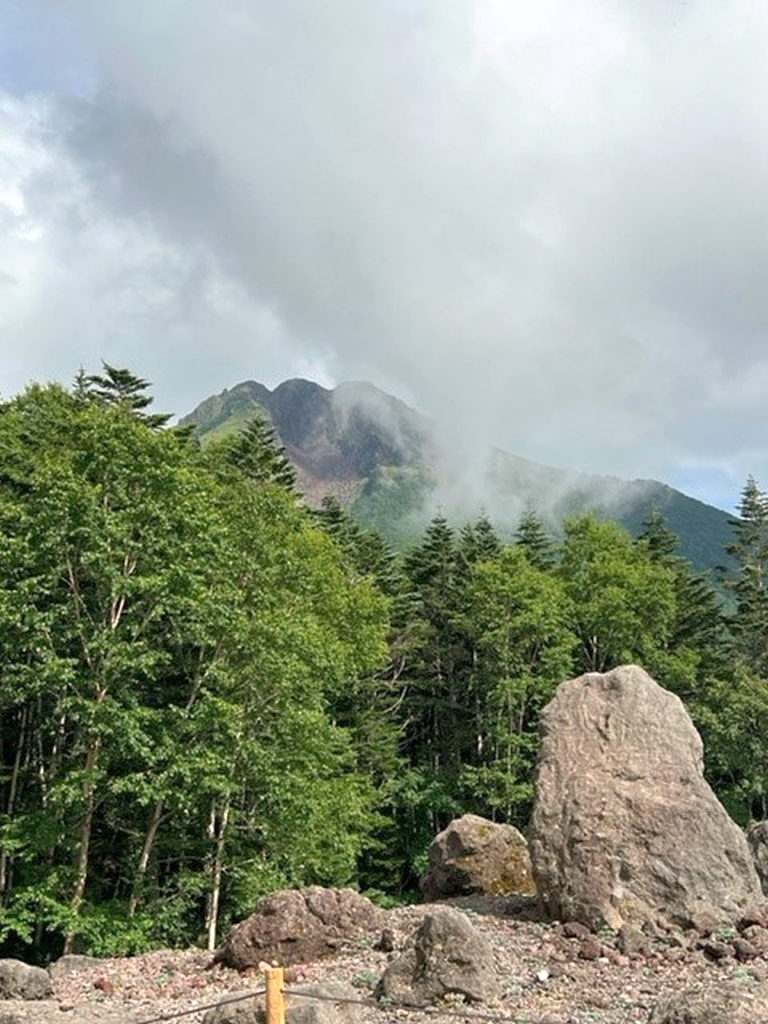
[514,508,555,570]
[457,514,502,571]
[461,546,575,821]
[0,376,390,958]
[558,514,676,675]
[401,514,469,778]
[214,412,297,491]
[80,363,172,429]
[637,506,729,693]
[727,476,768,675]
[313,496,398,593]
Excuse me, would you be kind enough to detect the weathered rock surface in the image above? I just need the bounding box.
[530,665,763,932]
[0,960,53,1000]
[747,820,768,896]
[376,907,500,1006]
[649,982,768,1023]
[419,813,535,900]
[213,887,385,970]
[202,981,363,1024]
[47,955,100,981]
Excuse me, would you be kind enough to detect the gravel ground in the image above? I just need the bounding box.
[4,897,768,1024]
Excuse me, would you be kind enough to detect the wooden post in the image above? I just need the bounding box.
[266,966,285,1024]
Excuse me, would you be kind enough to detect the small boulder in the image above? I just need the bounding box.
[376,907,500,1007]
[420,814,535,900]
[530,665,762,933]
[0,959,53,1000]
[48,954,99,981]
[203,981,362,1024]
[213,887,385,970]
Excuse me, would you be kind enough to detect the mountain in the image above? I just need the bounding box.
[181,378,735,574]
[182,378,435,509]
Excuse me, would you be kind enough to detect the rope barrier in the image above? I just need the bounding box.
[285,987,569,1024]
[132,972,573,1024]
[134,985,265,1024]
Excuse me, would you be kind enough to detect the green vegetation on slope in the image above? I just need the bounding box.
[182,379,734,578]
[0,367,763,964]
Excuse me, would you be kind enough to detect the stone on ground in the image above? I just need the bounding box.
[0,959,53,1000]
[213,887,385,970]
[649,982,768,1023]
[375,906,500,1007]
[419,813,535,900]
[203,981,362,1024]
[530,664,762,932]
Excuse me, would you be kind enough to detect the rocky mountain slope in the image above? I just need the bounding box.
[181,378,734,574]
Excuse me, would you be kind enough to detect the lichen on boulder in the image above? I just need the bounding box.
[420,814,535,900]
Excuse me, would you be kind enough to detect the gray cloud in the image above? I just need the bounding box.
[2,1,768,510]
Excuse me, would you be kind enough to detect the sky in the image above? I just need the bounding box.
[2,1,768,513]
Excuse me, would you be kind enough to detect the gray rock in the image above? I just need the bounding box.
[530,665,763,933]
[47,954,99,981]
[203,981,362,1024]
[649,983,768,1023]
[0,960,53,1000]
[420,814,535,900]
[202,990,262,1024]
[747,821,768,896]
[213,887,385,970]
[376,906,500,1007]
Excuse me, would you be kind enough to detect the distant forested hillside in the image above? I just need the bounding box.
[182,378,734,575]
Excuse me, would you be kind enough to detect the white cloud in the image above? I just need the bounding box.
[2,1,768,507]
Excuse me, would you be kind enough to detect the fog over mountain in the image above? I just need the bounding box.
[3,2,768,513]
[183,377,734,574]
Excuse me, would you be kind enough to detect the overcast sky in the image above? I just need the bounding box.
[2,1,768,511]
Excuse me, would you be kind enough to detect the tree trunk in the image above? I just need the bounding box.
[0,704,28,900]
[63,733,101,954]
[205,797,231,952]
[128,798,165,919]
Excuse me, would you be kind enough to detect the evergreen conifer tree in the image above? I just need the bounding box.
[727,476,768,675]
[220,413,297,490]
[82,362,172,429]
[514,508,555,570]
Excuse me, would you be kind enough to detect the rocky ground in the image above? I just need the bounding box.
[3,897,768,1024]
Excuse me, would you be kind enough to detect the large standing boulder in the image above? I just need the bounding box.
[213,887,386,970]
[419,814,535,900]
[530,665,762,933]
[376,907,500,1007]
[747,821,768,896]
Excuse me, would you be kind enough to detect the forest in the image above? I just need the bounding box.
[1,368,767,963]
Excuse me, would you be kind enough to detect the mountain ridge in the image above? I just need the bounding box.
[180,378,734,574]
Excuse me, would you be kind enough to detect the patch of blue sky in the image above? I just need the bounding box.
[0,2,98,99]
[669,465,742,515]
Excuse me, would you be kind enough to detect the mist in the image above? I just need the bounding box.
[3,2,768,512]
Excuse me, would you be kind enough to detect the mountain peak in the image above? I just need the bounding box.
[182,377,733,572]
